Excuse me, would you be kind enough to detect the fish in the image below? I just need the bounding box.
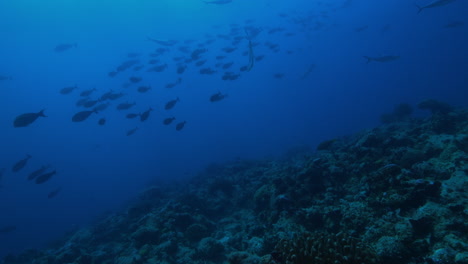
[126,113,140,119]
[0,226,16,234]
[137,86,151,93]
[163,117,176,125]
[416,0,456,13]
[94,102,110,112]
[72,110,97,122]
[59,85,78,95]
[222,72,240,81]
[146,37,177,46]
[126,127,139,136]
[76,97,89,107]
[176,65,187,74]
[363,55,400,63]
[273,73,284,79]
[0,75,13,81]
[80,88,97,97]
[210,92,228,102]
[355,25,368,32]
[54,43,77,52]
[175,121,187,131]
[140,108,153,122]
[108,71,118,77]
[12,154,32,173]
[200,68,217,75]
[443,20,464,28]
[147,64,168,72]
[28,165,50,181]
[116,59,140,72]
[129,77,142,83]
[98,118,106,126]
[204,0,233,4]
[222,62,234,69]
[165,98,180,110]
[300,64,316,80]
[222,47,236,53]
[47,188,61,199]
[165,78,182,89]
[35,170,56,184]
[83,99,100,108]
[195,60,207,67]
[14,110,46,127]
[117,102,136,110]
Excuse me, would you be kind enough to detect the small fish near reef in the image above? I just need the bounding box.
[165,98,180,110]
[176,121,187,131]
[72,109,98,122]
[163,117,176,125]
[415,0,456,13]
[13,109,46,127]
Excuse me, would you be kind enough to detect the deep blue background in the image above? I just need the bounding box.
[0,0,467,257]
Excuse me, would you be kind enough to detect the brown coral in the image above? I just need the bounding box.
[270,231,379,264]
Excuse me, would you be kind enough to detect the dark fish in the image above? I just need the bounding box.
[76,97,89,107]
[80,88,97,97]
[147,64,167,72]
[300,64,316,80]
[83,99,100,108]
[210,92,228,102]
[35,170,56,184]
[443,20,464,28]
[108,71,118,77]
[126,113,140,119]
[191,48,206,60]
[133,65,144,71]
[195,60,207,67]
[255,55,265,61]
[98,118,106,126]
[0,226,16,234]
[12,154,32,173]
[146,37,177,46]
[175,121,186,131]
[363,55,400,63]
[165,78,182,89]
[137,86,151,93]
[165,98,180,110]
[108,92,124,100]
[216,55,226,60]
[416,0,456,13]
[200,68,217,75]
[129,77,142,83]
[100,91,114,101]
[222,47,236,53]
[126,127,139,136]
[140,108,153,122]
[117,59,140,72]
[47,188,61,199]
[72,110,97,122]
[222,72,240,81]
[176,65,187,74]
[28,165,50,181]
[59,85,78,95]
[148,59,159,65]
[94,102,110,112]
[14,110,46,127]
[163,117,176,125]
[54,43,77,52]
[222,62,234,69]
[273,73,284,79]
[117,102,136,110]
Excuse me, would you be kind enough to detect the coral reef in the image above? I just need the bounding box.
[2,104,467,264]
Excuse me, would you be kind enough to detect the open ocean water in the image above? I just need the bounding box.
[0,0,467,261]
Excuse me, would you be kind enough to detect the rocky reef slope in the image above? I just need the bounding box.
[3,105,467,264]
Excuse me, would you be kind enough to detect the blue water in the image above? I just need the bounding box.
[0,0,467,257]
